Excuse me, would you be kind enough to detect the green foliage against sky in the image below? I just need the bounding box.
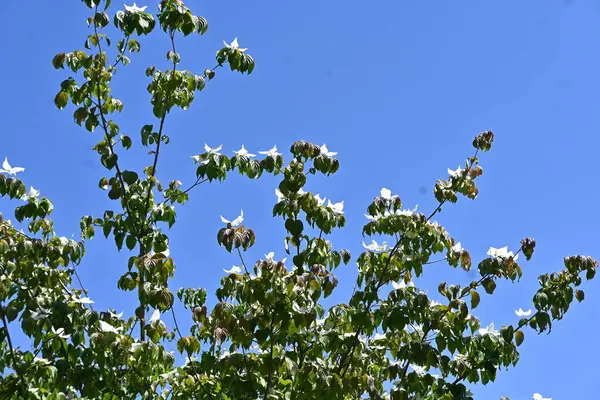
[0,1,593,399]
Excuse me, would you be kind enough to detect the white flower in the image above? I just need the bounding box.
[409,364,427,376]
[314,193,327,206]
[448,166,464,178]
[33,357,51,365]
[223,37,248,53]
[234,145,256,158]
[487,246,519,261]
[515,308,532,317]
[319,144,338,157]
[51,327,70,339]
[149,309,161,323]
[397,204,419,217]
[124,2,147,13]
[362,240,388,252]
[327,199,344,214]
[259,145,280,157]
[380,188,398,200]
[130,342,143,352]
[30,308,51,321]
[364,213,380,221]
[204,143,223,155]
[430,299,442,308]
[451,242,463,252]
[478,322,499,336]
[275,188,285,201]
[98,320,120,334]
[372,332,386,341]
[220,209,244,227]
[533,394,551,400]
[109,310,124,320]
[72,296,94,305]
[21,187,40,201]
[265,252,275,261]
[0,158,25,175]
[224,265,242,275]
[392,280,414,290]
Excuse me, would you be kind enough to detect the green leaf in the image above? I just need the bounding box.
[470,290,480,309]
[122,170,138,185]
[126,235,137,251]
[52,53,66,69]
[515,330,524,346]
[55,91,69,109]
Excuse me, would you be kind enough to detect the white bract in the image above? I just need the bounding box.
[487,246,519,261]
[259,145,281,157]
[327,200,344,214]
[448,165,464,178]
[98,320,120,334]
[392,280,414,290]
[51,327,70,339]
[72,296,94,305]
[275,188,285,202]
[224,265,242,275]
[220,209,244,227]
[124,2,147,13]
[223,38,248,53]
[451,242,463,252]
[0,158,25,175]
[380,188,398,200]
[319,144,338,157]
[478,322,499,336]
[234,145,256,158]
[362,240,388,252]
[149,309,161,323]
[515,308,532,317]
[314,193,326,206]
[21,186,40,201]
[533,394,551,400]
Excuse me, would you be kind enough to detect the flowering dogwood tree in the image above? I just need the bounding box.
[0,1,594,399]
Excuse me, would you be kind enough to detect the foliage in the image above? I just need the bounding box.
[0,1,595,399]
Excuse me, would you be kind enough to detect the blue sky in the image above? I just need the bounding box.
[2,0,600,398]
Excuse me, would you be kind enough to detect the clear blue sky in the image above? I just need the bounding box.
[2,1,600,398]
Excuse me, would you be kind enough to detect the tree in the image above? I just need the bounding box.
[0,1,595,399]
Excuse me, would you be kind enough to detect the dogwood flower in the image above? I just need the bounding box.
[515,308,532,317]
[275,188,285,201]
[51,327,70,339]
[327,199,344,214]
[125,3,147,13]
[363,240,388,252]
[149,309,161,323]
[0,158,25,175]
[204,143,223,155]
[533,394,551,400]
[396,205,418,217]
[259,145,280,157]
[487,246,519,261]
[380,188,398,200]
[224,265,242,275]
[220,210,244,227]
[448,166,464,178]
[314,193,326,206]
[30,308,51,321]
[319,144,338,157]
[72,296,94,305]
[451,242,463,252]
[478,322,499,336]
[430,299,442,308]
[392,280,414,290]
[21,186,40,201]
[223,38,248,53]
[234,145,255,158]
[265,252,275,261]
[109,310,124,320]
[98,321,120,334]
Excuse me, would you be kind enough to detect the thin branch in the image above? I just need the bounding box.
[1,302,27,398]
[237,248,250,274]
